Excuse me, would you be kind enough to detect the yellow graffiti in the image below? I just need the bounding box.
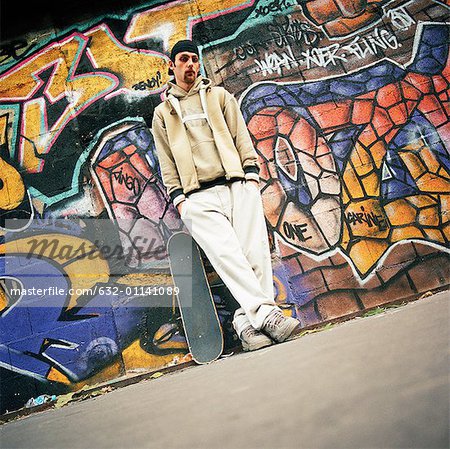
[0,156,26,211]
[342,134,450,275]
[273,274,287,304]
[115,272,173,286]
[399,140,450,193]
[0,35,117,173]
[47,361,123,386]
[122,339,186,370]
[0,2,254,176]
[0,113,7,146]
[125,0,253,50]
[46,367,72,384]
[0,281,8,313]
[85,25,170,91]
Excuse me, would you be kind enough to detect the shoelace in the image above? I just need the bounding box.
[242,326,260,338]
[265,312,285,330]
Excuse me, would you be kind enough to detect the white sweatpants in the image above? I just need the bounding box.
[180,180,279,335]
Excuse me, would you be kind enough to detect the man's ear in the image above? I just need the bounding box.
[169,59,175,70]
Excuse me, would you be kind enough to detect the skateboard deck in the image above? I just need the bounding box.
[167,232,223,364]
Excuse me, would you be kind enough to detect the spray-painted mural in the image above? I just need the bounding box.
[0,0,449,413]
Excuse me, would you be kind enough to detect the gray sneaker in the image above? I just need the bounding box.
[261,310,301,342]
[239,325,273,351]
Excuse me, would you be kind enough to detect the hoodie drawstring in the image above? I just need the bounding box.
[167,85,212,129]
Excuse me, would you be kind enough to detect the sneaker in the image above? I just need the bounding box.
[239,325,273,351]
[261,310,301,342]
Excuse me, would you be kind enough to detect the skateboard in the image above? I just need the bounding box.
[167,232,224,364]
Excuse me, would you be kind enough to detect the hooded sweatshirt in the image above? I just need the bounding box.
[152,76,259,206]
[167,76,225,183]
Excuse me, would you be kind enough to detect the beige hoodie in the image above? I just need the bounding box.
[152,76,259,206]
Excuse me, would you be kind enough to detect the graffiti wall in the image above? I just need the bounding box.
[1,0,449,413]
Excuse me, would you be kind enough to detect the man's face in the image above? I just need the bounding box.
[169,51,200,88]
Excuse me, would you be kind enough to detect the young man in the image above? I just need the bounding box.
[152,40,301,351]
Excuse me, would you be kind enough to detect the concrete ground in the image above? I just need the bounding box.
[1,290,449,449]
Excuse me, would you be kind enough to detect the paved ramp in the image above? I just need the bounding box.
[1,291,449,449]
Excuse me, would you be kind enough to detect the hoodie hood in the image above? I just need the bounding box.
[167,75,211,99]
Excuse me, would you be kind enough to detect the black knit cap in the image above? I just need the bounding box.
[168,40,199,75]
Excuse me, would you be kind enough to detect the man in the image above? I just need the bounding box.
[152,40,300,351]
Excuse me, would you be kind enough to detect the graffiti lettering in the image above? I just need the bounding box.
[235,41,270,60]
[254,0,294,17]
[301,28,400,68]
[125,0,253,51]
[0,27,167,175]
[301,43,345,69]
[234,17,321,61]
[386,6,415,30]
[132,71,162,91]
[346,207,388,230]
[0,34,119,173]
[342,28,400,59]
[283,221,311,242]
[243,22,450,276]
[254,45,298,76]
[268,15,322,48]
[111,167,141,196]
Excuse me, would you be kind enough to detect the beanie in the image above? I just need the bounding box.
[168,40,199,75]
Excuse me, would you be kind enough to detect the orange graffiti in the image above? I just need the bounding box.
[303,0,392,37]
[0,34,118,173]
[0,156,26,211]
[125,0,255,51]
[85,24,169,93]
